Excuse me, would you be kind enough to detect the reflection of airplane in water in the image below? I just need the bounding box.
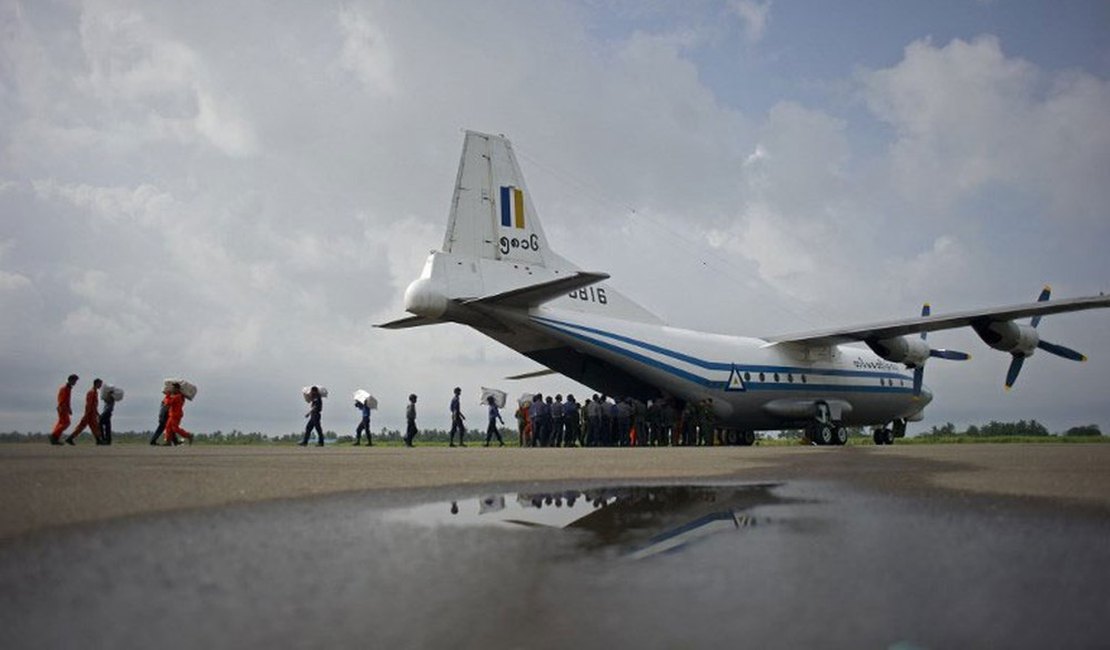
[399,485,787,559]
[381,131,1110,445]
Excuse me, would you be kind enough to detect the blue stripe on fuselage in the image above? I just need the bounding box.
[531,314,914,394]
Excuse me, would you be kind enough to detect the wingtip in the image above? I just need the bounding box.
[1080,355,1088,362]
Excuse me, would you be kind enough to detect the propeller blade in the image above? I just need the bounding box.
[1031,285,1051,328]
[1004,355,1025,390]
[930,349,971,361]
[1037,339,1087,362]
[913,366,924,397]
[920,304,930,340]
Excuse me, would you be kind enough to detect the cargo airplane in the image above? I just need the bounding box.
[380,131,1109,445]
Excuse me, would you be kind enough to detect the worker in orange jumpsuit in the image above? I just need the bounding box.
[163,383,193,445]
[67,378,104,445]
[49,374,80,445]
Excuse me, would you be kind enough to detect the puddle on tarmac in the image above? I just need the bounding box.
[383,483,788,559]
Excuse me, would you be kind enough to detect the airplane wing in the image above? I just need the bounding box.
[763,294,1110,346]
[462,271,609,309]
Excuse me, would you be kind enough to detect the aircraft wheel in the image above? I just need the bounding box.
[725,430,739,445]
[873,430,884,445]
[816,425,834,446]
[742,430,756,446]
[833,427,848,446]
[883,428,895,445]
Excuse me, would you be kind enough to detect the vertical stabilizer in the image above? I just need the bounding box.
[443,131,569,270]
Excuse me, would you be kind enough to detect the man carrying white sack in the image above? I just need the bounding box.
[353,393,372,446]
[299,386,324,447]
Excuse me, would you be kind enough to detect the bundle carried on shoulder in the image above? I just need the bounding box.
[353,389,378,409]
[518,393,535,408]
[100,385,125,401]
[302,386,329,403]
[479,387,507,408]
[163,378,198,400]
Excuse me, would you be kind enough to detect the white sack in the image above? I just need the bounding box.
[353,389,378,410]
[302,386,328,402]
[479,387,507,408]
[100,385,125,401]
[163,378,197,400]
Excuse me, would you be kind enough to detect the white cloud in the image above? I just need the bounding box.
[728,0,771,44]
[337,5,396,94]
[860,35,1110,220]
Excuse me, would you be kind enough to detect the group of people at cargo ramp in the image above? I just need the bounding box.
[514,393,718,447]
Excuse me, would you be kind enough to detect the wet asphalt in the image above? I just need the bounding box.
[2,476,1108,649]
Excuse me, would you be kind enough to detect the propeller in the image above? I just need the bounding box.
[1005,286,1089,390]
[913,304,971,397]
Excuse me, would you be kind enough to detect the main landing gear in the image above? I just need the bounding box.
[806,422,849,446]
[805,401,848,446]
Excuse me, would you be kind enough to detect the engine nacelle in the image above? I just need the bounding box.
[972,320,1039,358]
[866,336,931,368]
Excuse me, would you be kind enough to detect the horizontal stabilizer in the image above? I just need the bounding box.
[463,271,610,309]
[375,315,439,330]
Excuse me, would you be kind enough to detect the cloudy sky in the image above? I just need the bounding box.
[2,0,1109,436]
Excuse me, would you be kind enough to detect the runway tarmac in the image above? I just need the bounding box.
[1,443,1109,648]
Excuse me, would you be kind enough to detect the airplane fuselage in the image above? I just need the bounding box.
[504,307,929,431]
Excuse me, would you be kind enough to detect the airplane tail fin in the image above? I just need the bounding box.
[378,130,660,328]
[442,131,572,270]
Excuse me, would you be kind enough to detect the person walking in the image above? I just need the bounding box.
[354,398,372,446]
[150,387,172,445]
[448,387,467,447]
[300,386,324,447]
[99,385,117,446]
[484,395,505,447]
[66,378,104,445]
[404,394,418,447]
[49,374,79,445]
[163,382,194,445]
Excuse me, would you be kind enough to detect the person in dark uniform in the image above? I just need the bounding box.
[99,386,116,445]
[542,395,555,447]
[354,398,372,446]
[300,386,324,447]
[484,395,505,447]
[552,394,565,447]
[586,395,602,447]
[528,394,543,447]
[404,393,418,447]
[563,394,580,447]
[150,387,172,445]
[449,387,467,447]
